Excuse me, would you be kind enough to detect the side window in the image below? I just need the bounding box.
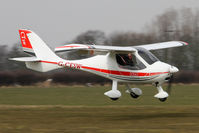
[116,53,145,70]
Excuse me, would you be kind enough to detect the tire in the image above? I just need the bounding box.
[110,98,119,101]
[159,98,167,102]
[130,92,139,98]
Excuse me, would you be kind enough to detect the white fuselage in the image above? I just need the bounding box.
[54,51,172,84]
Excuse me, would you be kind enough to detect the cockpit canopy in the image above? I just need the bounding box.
[135,47,159,65]
[115,47,159,70]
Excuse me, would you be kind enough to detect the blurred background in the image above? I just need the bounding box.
[1,0,199,86]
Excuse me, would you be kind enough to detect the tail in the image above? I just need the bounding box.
[10,29,62,72]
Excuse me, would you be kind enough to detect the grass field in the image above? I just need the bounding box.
[0,84,198,132]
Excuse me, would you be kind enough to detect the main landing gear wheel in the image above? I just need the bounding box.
[159,97,167,102]
[125,85,142,99]
[130,92,139,99]
[104,80,121,101]
[110,98,119,101]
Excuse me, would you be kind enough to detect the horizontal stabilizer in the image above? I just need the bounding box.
[9,57,40,62]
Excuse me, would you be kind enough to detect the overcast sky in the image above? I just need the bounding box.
[1,0,199,47]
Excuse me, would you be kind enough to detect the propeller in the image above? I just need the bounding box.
[166,65,178,95]
[166,74,174,95]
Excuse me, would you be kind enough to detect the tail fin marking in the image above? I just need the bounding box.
[19,30,34,54]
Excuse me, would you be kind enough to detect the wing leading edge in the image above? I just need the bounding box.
[55,41,188,53]
[55,44,137,53]
[135,41,188,51]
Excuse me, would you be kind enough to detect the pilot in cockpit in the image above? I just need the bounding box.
[126,53,134,66]
[116,53,135,67]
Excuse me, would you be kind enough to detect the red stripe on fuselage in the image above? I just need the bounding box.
[82,66,168,76]
[40,60,168,77]
[39,60,58,64]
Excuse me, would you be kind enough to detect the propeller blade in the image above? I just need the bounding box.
[167,75,174,95]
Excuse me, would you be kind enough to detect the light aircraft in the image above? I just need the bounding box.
[10,29,188,102]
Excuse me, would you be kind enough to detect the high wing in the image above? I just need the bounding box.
[54,41,188,53]
[55,44,136,53]
[135,41,188,51]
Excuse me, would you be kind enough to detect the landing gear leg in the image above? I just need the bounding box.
[104,80,121,101]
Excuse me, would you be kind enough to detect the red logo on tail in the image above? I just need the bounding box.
[19,30,32,49]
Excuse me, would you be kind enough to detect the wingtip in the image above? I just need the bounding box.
[179,41,189,45]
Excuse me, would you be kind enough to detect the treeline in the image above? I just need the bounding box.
[0,8,199,85]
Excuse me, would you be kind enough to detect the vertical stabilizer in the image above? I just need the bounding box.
[11,29,62,72]
[19,29,61,61]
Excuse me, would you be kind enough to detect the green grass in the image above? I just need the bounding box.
[0,106,199,133]
[0,84,198,133]
[0,84,198,106]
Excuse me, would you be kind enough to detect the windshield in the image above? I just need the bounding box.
[116,53,146,70]
[135,47,159,65]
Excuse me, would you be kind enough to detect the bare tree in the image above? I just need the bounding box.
[72,30,106,45]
